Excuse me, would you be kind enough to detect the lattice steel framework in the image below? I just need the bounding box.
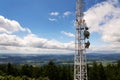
[74,0,90,80]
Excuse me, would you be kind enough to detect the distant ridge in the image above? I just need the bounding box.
[0,53,120,65]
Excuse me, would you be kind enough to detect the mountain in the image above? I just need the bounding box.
[0,53,120,65]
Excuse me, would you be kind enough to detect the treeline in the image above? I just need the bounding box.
[0,61,120,80]
[88,61,120,80]
[0,61,73,80]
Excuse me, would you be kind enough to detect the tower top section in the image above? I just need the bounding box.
[76,0,84,18]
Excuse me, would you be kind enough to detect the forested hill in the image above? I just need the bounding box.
[0,53,120,65]
[0,60,120,80]
[0,54,120,80]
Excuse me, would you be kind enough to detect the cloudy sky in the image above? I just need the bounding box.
[0,0,119,54]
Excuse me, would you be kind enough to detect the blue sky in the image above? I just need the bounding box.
[0,0,120,54]
[0,0,76,41]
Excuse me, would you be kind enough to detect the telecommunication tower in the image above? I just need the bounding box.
[74,0,90,80]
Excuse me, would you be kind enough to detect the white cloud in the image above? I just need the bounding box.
[50,12,59,16]
[84,0,120,53]
[0,16,30,34]
[63,11,72,16]
[0,46,74,54]
[84,1,114,32]
[23,34,74,50]
[0,33,25,47]
[0,16,75,53]
[84,0,120,42]
[107,0,119,5]
[61,31,75,38]
[88,42,120,54]
[26,28,31,33]
[0,33,75,53]
[48,18,57,21]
